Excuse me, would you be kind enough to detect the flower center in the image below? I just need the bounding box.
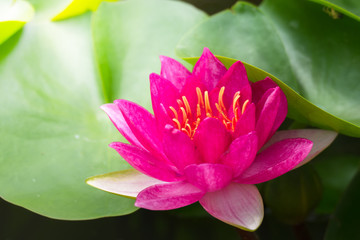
[169,86,249,138]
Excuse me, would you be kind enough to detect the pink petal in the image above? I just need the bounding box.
[192,48,227,91]
[193,118,232,163]
[233,103,256,139]
[159,55,190,91]
[163,125,199,171]
[116,100,162,155]
[110,142,183,182]
[220,132,258,177]
[252,78,287,136]
[101,103,143,148]
[214,61,252,109]
[236,138,313,184]
[184,163,233,192]
[157,103,173,131]
[262,129,337,168]
[200,183,263,231]
[135,181,205,210]
[86,169,165,198]
[150,73,180,127]
[254,87,281,149]
[252,78,278,104]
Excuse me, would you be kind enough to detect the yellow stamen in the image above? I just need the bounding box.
[232,91,241,121]
[186,123,192,134]
[232,91,241,114]
[218,86,226,111]
[169,106,178,119]
[193,118,201,136]
[195,118,201,128]
[204,91,212,116]
[196,104,201,118]
[172,118,181,129]
[196,87,204,107]
[242,100,250,114]
[231,118,236,131]
[181,127,191,136]
[215,103,231,122]
[177,99,184,108]
[168,86,250,138]
[180,107,187,124]
[234,107,239,121]
[182,96,192,117]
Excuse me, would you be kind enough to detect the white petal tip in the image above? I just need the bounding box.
[86,169,164,199]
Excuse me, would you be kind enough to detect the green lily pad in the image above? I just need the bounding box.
[309,0,360,22]
[0,13,136,220]
[176,0,360,137]
[0,0,206,219]
[226,57,360,137]
[93,0,207,105]
[324,167,360,240]
[0,0,34,45]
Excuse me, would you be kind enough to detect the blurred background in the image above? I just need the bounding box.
[1,0,360,239]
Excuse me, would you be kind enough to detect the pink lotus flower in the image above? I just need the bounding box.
[87,48,337,231]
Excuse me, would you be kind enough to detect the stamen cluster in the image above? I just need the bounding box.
[169,86,249,138]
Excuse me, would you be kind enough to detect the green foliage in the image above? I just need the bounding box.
[0,12,137,220]
[92,0,207,105]
[324,168,360,240]
[313,154,359,213]
[0,0,34,45]
[52,0,119,21]
[263,165,322,225]
[176,0,360,137]
[310,0,360,21]
[219,57,360,137]
[0,0,206,219]
[0,1,359,234]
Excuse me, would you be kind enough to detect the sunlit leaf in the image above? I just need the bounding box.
[52,0,118,21]
[0,0,34,45]
[0,12,138,220]
[184,56,360,137]
[309,0,360,22]
[93,0,207,105]
[176,0,360,137]
[0,0,206,219]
